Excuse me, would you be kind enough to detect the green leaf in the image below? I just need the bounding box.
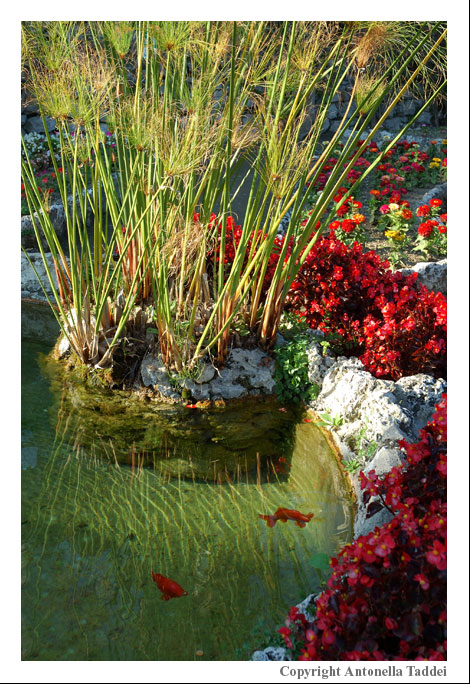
[309,552,331,571]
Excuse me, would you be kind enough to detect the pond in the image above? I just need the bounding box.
[21,301,353,661]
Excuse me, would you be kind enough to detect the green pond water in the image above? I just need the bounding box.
[21,302,353,661]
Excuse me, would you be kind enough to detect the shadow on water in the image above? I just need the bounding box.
[22,301,353,661]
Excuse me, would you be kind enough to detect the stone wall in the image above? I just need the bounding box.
[21,76,446,139]
[313,85,445,138]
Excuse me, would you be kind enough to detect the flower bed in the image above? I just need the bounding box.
[300,135,447,268]
[274,395,446,661]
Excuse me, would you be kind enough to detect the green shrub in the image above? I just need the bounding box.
[274,335,319,405]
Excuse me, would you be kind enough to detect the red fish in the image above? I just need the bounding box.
[259,507,314,529]
[151,572,188,600]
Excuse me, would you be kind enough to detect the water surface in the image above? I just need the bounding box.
[22,302,353,661]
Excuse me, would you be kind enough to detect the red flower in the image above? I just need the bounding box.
[375,533,395,557]
[426,540,446,571]
[416,205,430,217]
[321,630,336,647]
[429,198,443,207]
[418,222,434,238]
[341,219,356,234]
[414,573,430,590]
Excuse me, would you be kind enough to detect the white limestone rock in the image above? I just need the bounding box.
[139,346,277,402]
[364,446,406,477]
[228,348,276,392]
[141,355,180,400]
[262,647,291,661]
[141,354,169,387]
[21,202,69,250]
[193,363,216,384]
[251,650,269,661]
[296,593,318,622]
[57,334,71,358]
[179,378,211,402]
[392,374,447,440]
[310,357,446,459]
[21,251,60,300]
[305,339,335,387]
[400,260,447,296]
[23,115,56,134]
[209,367,247,400]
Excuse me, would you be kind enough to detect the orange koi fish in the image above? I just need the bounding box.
[259,507,314,529]
[151,572,188,600]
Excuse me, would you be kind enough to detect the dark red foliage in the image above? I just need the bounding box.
[277,396,447,661]
[286,236,446,380]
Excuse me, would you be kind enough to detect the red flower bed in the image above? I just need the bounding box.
[286,236,446,380]
[277,395,447,661]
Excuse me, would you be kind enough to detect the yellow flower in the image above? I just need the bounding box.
[429,162,440,169]
[432,157,442,162]
[388,203,400,212]
[385,229,405,242]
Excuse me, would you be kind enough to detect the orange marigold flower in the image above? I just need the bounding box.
[352,213,366,224]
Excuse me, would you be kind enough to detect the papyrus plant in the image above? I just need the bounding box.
[21,20,447,374]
